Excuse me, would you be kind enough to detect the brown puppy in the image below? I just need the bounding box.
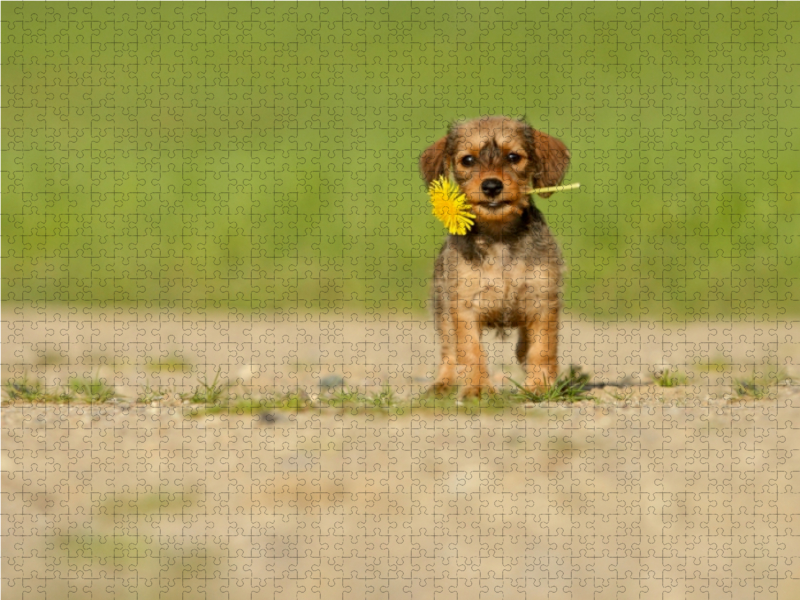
[420,116,571,398]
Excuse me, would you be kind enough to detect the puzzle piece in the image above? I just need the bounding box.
[2,3,800,599]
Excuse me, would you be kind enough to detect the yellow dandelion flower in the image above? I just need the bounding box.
[428,176,475,235]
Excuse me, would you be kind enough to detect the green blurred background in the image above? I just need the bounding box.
[3,2,798,320]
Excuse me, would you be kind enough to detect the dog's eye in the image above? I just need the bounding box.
[507,153,522,164]
[460,156,476,167]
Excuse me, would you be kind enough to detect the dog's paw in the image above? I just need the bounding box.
[427,381,455,396]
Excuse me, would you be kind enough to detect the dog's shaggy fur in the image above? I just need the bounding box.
[420,116,571,398]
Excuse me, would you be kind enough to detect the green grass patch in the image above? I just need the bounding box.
[509,365,592,404]
[186,387,407,418]
[412,389,509,414]
[4,375,116,404]
[184,393,312,418]
[3,3,798,320]
[68,377,116,403]
[733,364,792,399]
[406,366,592,414]
[652,368,689,388]
[733,378,768,400]
[180,371,228,404]
[5,377,43,402]
[4,377,75,403]
[324,388,403,410]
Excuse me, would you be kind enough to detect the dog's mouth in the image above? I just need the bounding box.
[477,199,511,211]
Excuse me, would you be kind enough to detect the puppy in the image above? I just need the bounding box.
[420,116,570,398]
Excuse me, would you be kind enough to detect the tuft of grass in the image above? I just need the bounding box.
[509,365,591,404]
[363,386,402,411]
[408,366,593,413]
[731,365,790,400]
[733,378,767,400]
[652,368,688,388]
[4,376,75,403]
[733,367,791,400]
[5,374,116,404]
[68,377,116,402]
[180,370,228,404]
[5,377,44,401]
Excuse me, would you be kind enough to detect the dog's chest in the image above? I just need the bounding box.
[473,243,527,297]
[461,243,548,316]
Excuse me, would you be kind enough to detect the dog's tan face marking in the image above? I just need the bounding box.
[448,117,535,226]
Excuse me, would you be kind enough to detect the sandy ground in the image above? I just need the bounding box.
[3,304,799,398]
[3,306,800,599]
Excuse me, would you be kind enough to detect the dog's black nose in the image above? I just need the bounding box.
[481,178,504,198]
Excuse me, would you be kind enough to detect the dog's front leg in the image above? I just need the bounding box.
[432,305,457,394]
[432,299,492,398]
[518,305,559,391]
[453,302,492,399]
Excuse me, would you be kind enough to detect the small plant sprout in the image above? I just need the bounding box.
[652,367,688,388]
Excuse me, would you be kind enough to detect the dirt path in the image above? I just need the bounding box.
[3,308,800,599]
[3,305,798,399]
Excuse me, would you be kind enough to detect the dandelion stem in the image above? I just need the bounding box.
[529,182,581,195]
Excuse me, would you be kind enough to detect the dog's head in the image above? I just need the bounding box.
[420,116,570,227]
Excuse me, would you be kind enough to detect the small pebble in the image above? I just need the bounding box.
[319,375,345,389]
[257,412,278,424]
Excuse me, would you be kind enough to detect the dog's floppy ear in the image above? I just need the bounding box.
[419,135,450,185]
[529,129,571,198]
